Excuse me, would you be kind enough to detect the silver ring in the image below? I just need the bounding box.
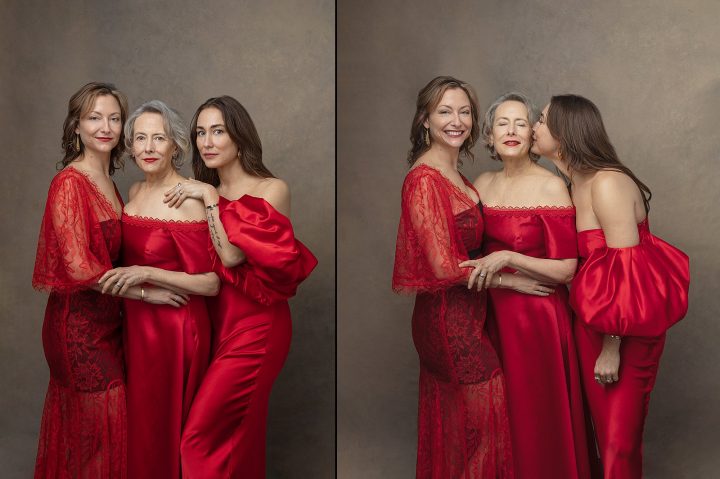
[479,273,487,277]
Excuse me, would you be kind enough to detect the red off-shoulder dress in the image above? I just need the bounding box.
[121,214,213,479]
[393,165,514,479]
[482,206,592,479]
[32,167,126,478]
[180,195,317,479]
[571,219,689,479]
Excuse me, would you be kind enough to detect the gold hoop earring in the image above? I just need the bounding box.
[74,134,81,152]
[424,128,430,146]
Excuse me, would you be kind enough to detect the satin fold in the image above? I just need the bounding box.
[181,195,316,479]
[570,220,689,337]
[572,218,689,479]
[121,215,212,479]
[483,206,591,479]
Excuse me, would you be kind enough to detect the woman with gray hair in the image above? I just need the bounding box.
[98,100,219,478]
[460,92,593,478]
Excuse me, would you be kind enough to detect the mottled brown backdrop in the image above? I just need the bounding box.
[0,1,334,477]
[339,1,719,477]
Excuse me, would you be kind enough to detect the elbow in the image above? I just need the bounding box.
[560,262,578,284]
[220,251,246,269]
[208,276,221,296]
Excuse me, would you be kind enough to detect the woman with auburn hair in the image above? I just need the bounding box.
[97,100,218,479]
[393,76,553,478]
[532,94,689,478]
[32,83,182,478]
[165,95,317,478]
[461,92,592,479]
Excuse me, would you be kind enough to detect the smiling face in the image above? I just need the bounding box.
[423,88,472,149]
[131,112,177,175]
[531,103,562,159]
[75,95,122,154]
[195,107,240,170]
[489,100,532,161]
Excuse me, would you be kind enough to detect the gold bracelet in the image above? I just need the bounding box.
[141,287,145,302]
[498,272,503,287]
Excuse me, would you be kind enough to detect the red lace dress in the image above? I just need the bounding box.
[482,206,592,479]
[32,167,126,478]
[180,195,317,479]
[570,219,689,479]
[393,165,514,479]
[121,214,212,479]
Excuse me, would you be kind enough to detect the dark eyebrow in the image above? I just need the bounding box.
[438,104,471,109]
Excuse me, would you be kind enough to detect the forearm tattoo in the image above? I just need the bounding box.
[207,211,223,249]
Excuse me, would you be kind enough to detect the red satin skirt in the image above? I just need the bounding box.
[575,323,666,479]
[181,290,292,479]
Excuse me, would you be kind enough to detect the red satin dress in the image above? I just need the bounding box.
[32,167,126,478]
[121,215,212,479]
[482,206,591,479]
[571,219,689,479]
[181,195,317,479]
[393,165,514,479]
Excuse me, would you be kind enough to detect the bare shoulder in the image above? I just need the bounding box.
[591,170,638,203]
[177,196,208,221]
[472,171,496,191]
[590,170,639,220]
[538,173,572,206]
[254,177,291,216]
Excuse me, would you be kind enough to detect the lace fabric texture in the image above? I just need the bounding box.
[32,168,126,478]
[393,165,514,478]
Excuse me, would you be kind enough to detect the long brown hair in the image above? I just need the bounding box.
[191,96,274,187]
[59,82,128,175]
[407,76,480,165]
[547,94,652,212]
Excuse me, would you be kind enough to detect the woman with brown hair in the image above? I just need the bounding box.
[532,94,689,478]
[461,92,592,479]
[164,95,317,478]
[392,76,551,478]
[32,83,182,478]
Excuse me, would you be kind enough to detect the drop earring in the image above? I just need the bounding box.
[424,128,430,146]
[74,134,81,152]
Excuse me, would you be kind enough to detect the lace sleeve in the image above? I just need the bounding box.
[392,170,470,294]
[32,173,113,292]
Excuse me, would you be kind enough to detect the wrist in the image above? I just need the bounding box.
[203,187,220,206]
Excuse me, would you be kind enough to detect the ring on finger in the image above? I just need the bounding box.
[479,272,487,278]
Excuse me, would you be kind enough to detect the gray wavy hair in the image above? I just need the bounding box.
[124,99,190,169]
[482,91,539,162]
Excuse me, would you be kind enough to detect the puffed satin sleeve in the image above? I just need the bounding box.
[570,234,689,337]
[392,169,469,294]
[32,173,112,292]
[213,195,317,305]
[539,209,578,259]
[170,225,214,274]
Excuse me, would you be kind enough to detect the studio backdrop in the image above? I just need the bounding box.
[338,1,719,477]
[0,1,334,477]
